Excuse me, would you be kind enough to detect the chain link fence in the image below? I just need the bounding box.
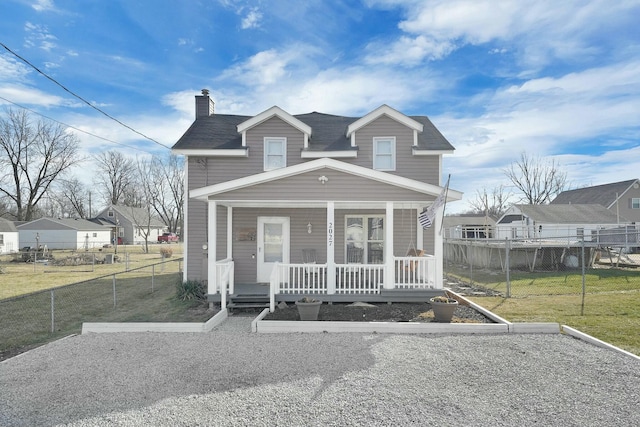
[444,232,640,299]
[0,257,184,359]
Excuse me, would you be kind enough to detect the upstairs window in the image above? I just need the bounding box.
[264,137,287,171]
[632,198,640,209]
[373,137,396,171]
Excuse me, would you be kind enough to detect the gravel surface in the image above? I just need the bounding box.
[1,316,639,427]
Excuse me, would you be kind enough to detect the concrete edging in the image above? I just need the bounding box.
[562,325,640,361]
[256,320,509,334]
[81,309,227,334]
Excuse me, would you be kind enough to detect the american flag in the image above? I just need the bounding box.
[419,178,449,229]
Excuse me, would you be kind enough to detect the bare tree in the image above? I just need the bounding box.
[504,152,568,205]
[56,177,91,218]
[148,154,184,235]
[93,150,136,206]
[469,184,512,218]
[0,108,83,221]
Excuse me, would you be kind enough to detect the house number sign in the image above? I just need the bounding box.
[328,222,333,247]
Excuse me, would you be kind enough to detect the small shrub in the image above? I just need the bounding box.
[176,279,206,301]
[159,247,173,258]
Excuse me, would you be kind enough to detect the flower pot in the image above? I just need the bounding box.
[295,300,322,321]
[430,297,459,323]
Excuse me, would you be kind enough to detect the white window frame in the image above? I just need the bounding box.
[373,137,396,171]
[345,215,385,264]
[263,137,287,171]
[632,198,640,209]
[0,233,4,245]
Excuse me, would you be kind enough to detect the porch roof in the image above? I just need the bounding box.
[190,158,463,205]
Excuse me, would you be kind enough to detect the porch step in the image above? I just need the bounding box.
[227,294,270,311]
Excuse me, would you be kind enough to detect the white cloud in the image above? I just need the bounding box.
[0,54,32,82]
[0,84,66,107]
[241,8,263,29]
[24,21,57,51]
[31,0,56,12]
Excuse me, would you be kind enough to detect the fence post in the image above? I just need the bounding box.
[505,238,511,298]
[152,264,155,293]
[581,237,586,316]
[467,240,473,284]
[112,274,117,308]
[50,289,55,333]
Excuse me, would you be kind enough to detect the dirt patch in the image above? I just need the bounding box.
[263,302,495,323]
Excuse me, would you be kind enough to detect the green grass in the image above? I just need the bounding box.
[448,264,640,356]
[0,258,211,359]
[469,292,640,356]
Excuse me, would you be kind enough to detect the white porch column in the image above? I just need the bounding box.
[434,204,444,289]
[384,202,394,289]
[326,201,336,294]
[208,200,217,295]
[227,207,233,259]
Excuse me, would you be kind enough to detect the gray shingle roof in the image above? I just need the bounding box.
[551,179,639,208]
[507,204,627,224]
[172,111,455,152]
[0,217,18,232]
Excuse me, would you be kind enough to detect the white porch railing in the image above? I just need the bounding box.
[213,258,235,308]
[393,254,436,288]
[269,255,436,311]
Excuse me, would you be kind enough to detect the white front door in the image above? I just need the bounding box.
[257,216,290,283]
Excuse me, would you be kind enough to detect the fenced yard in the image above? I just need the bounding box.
[446,236,640,355]
[0,244,211,360]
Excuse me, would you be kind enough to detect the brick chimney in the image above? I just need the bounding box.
[195,89,215,118]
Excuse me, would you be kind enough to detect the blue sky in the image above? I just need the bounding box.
[1,0,639,212]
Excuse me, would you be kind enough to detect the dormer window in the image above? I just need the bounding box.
[373,137,396,171]
[264,137,287,171]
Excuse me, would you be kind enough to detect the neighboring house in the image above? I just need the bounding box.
[17,218,111,250]
[495,204,633,244]
[0,218,19,254]
[92,205,165,245]
[443,214,496,239]
[172,90,462,305]
[551,179,640,223]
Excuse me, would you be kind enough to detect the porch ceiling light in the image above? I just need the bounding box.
[318,175,328,184]
[202,243,208,251]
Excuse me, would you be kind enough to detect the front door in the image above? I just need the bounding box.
[257,217,290,282]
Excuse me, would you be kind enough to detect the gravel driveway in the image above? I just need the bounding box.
[1,316,639,426]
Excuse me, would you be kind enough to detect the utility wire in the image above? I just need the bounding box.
[0,95,153,154]
[1,41,170,150]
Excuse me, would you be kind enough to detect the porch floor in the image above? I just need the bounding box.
[208,283,445,305]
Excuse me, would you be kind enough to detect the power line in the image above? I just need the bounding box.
[0,41,170,150]
[0,95,153,154]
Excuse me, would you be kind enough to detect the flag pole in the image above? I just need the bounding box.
[439,174,451,236]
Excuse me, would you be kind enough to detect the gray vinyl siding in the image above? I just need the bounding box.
[351,115,441,184]
[209,169,434,202]
[620,186,640,222]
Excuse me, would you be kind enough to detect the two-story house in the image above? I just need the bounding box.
[172,90,461,309]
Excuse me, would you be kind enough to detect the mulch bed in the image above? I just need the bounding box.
[263,301,495,323]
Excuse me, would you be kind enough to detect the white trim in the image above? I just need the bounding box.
[172,148,249,157]
[412,148,455,156]
[347,105,423,137]
[263,137,287,171]
[190,158,463,202]
[237,106,312,136]
[373,136,396,171]
[301,150,357,159]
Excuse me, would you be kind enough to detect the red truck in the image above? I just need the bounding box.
[158,232,179,243]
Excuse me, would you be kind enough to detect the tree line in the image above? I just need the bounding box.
[0,108,183,234]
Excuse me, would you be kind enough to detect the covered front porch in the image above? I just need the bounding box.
[205,199,445,311]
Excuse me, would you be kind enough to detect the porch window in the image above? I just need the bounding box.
[264,137,287,171]
[373,137,395,171]
[345,215,385,264]
[632,198,640,209]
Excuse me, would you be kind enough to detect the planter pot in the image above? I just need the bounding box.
[295,300,322,321]
[430,298,459,323]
